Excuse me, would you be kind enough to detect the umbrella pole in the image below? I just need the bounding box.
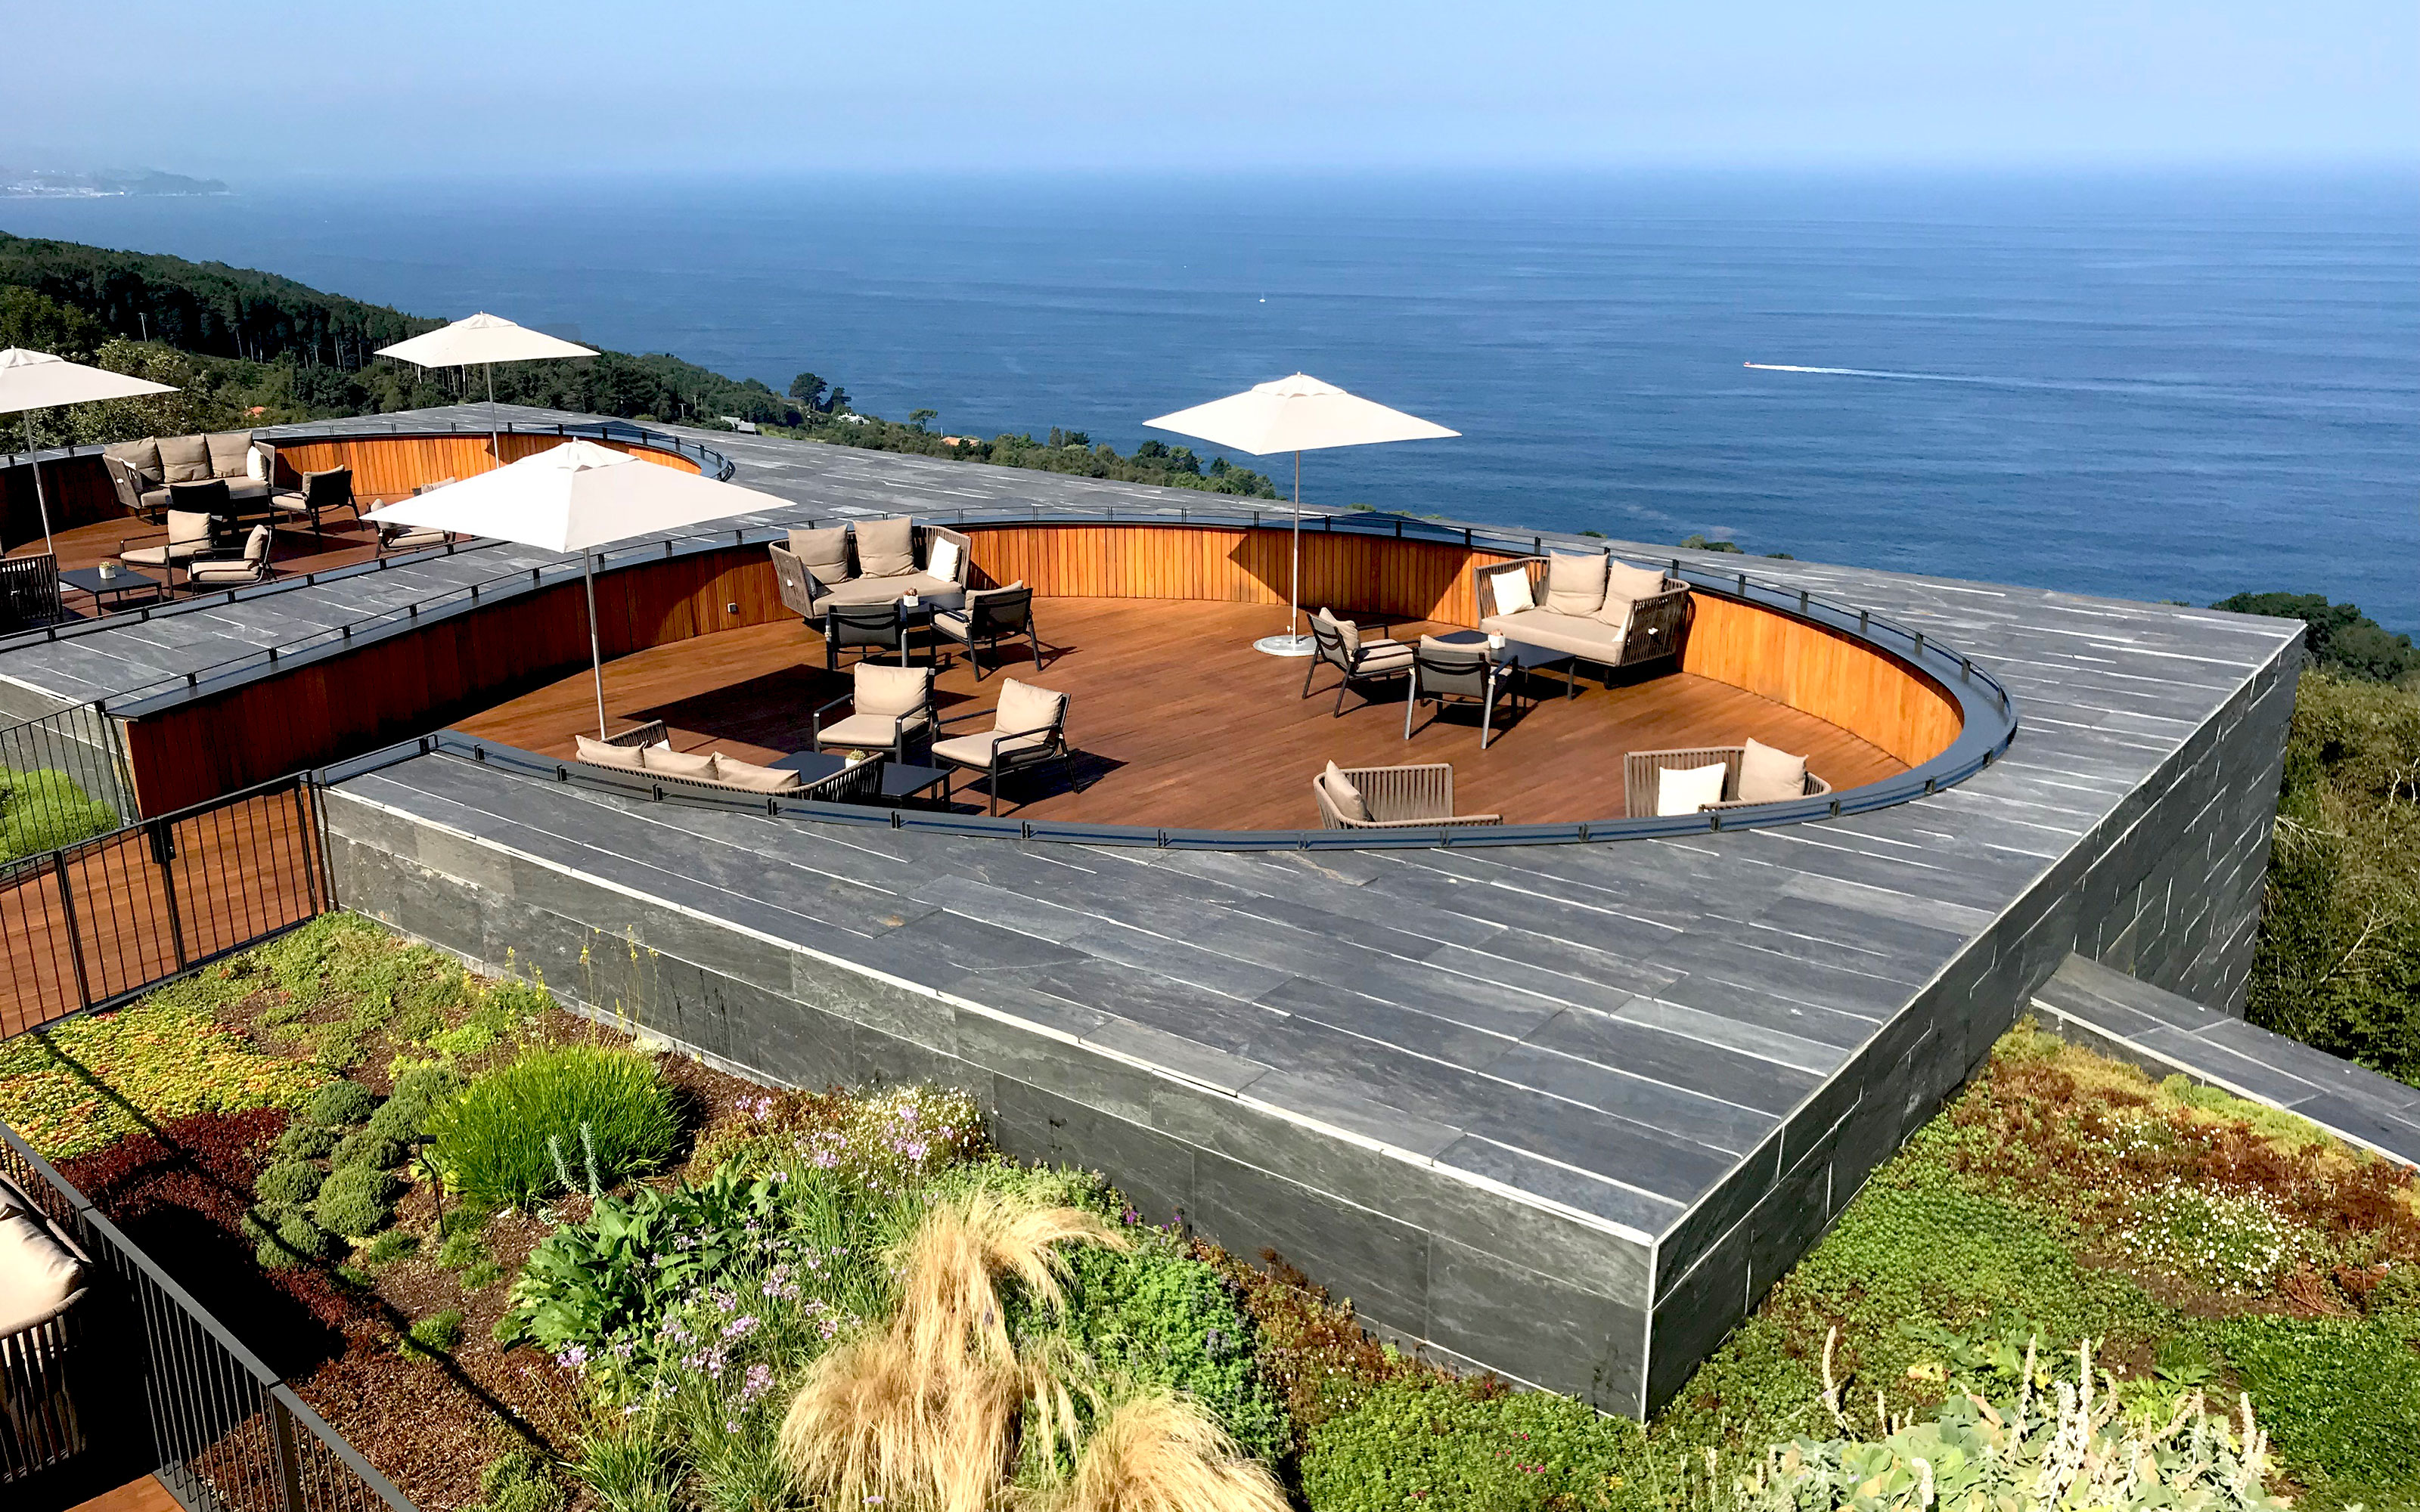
[584,550,609,739]
[1289,449,1302,637]
[486,363,503,471]
[22,413,55,561]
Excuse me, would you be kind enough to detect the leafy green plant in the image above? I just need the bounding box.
[315,1163,402,1238]
[330,1129,405,1171]
[255,1159,327,1207]
[256,1210,334,1269]
[1302,1374,1644,1512]
[0,767,122,862]
[362,1228,420,1266]
[428,1044,678,1209]
[2208,1315,2420,1495]
[369,1062,464,1141]
[437,1228,490,1271]
[399,1308,466,1359]
[572,1426,678,1512]
[273,1120,339,1160]
[309,1080,379,1129]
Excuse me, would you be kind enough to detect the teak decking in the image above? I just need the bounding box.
[455,596,1907,830]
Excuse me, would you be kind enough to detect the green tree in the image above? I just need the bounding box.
[788,372,827,408]
[2212,593,2420,684]
[0,284,102,355]
[908,407,938,431]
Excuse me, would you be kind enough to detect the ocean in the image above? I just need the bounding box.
[5,169,2414,627]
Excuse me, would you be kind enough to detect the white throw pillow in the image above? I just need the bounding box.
[1738,738,1808,802]
[1488,567,1534,616]
[1656,761,1730,816]
[927,537,962,582]
[245,445,266,481]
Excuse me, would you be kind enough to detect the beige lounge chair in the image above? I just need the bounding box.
[930,582,1041,680]
[271,466,355,538]
[185,525,275,590]
[931,677,1073,814]
[117,509,223,585]
[811,663,935,764]
[570,721,882,804]
[1313,761,1501,830]
[1472,553,1690,677]
[1622,742,1832,819]
[1303,608,1413,715]
[0,1167,91,1478]
[1403,637,1514,748]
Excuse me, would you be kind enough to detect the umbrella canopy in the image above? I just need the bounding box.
[1144,372,1457,457]
[367,440,787,737]
[0,348,178,560]
[1146,373,1456,655]
[377,313,598,469]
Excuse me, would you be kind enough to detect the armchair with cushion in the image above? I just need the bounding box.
[271,466,355,537]
[811,663,935,764]
[116,508,223,580]
[103,431,273,521]
[823,601,907,671]
[1472,551,1690,677]
[1303,607,1413,715]
[1621,739,1832,819]
[185,525,275,591]
[1312,761,1502,830]
[929,581,1040,680]
[377,476,458,557]
[930,677,1072,814]
[1403,637,1515,748]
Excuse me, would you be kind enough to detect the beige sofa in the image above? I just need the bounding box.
[1474,552,1690,674]
[103,431,274,519]
[571,721,883,804]
[0,1168,89,1482]
[769,517,972,619]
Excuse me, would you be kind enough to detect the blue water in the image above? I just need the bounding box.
[5,170,2415,625]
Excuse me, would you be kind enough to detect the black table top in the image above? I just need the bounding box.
[60,565,162,593]
[771,751,953,800]
[1426,628,1575,669]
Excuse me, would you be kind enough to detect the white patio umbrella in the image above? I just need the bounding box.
[365,440,788,737]
[376,313,597,468]
[1146,373,1456,655]
[0,348,177,559]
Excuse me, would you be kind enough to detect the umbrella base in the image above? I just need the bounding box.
[1253,633,1317,658]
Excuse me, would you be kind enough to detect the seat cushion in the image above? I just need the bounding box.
[206,431,253,478]
[926,536,962,584]
[787,525,852,581]
[992,678,1066,748]
[853,663,932,719]
[818,711,929,748]
[1738,737,1807,803]
[1484,565,1534,618]
[821,573,953,606]
[642,745,718,779]
[1478,610,1624,662]
[139,487,173,514]
[1543,552,1608,615]
[855,516,917,578]
[157,434,213,484]
[105,437,164,487]
[167,510,216,549]
[1656,761,1730,816]
[1606,561,1669,603]
[117,547,175,568]
[1356,640,1413,671]
[0,1177,83,1336]
[709,754,803,793]
[1320,762,1372,823]
[574,735,648,770]
[188,559,265,584]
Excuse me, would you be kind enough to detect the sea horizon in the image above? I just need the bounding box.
[5,165,2414,627]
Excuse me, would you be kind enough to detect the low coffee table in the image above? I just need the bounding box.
[771,751,954,807]
[59,565,166,614]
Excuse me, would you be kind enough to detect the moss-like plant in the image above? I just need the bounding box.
[315,1163,402,1238]
[272,1120,340,1160]
[369,1062,465,1141]
[255,1159,327,1207]
[331,1129,405,1172]
[427,1044,678,1208]
[309,1080,379,1129]
[400,1308,467,1359]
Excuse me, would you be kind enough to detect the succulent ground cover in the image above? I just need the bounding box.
[2,914,2413,1512]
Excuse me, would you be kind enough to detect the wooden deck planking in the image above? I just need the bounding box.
[455,596,1906,831]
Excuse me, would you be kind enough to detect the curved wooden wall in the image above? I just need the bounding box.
[116,519,1960,813]
[267,432,700,497]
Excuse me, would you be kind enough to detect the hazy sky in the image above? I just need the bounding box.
[5,1,2415,177]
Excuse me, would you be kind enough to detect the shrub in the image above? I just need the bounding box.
[330,1129,405,1172]
[429,1044,678,1209]
[259,1210,334,1269]
[1301,1374,1644,1512]
[309,1080,380,1129]
[437,1229,489,1271]
[400,1308,466,1359]
[362,1229,420,1266]
[476,1447,568,1512]
[2211,1315,2420,1492]
[273,1120,339,1160]
[315,1164,402,1238]
[256,1160,327,1207]
[0,767,121,862]
[368,1063,464,1141]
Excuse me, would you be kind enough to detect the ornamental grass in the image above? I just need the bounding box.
[426,1042,678,1208]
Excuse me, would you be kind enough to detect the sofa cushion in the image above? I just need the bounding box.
[1544,553,1608,615]
[190,559,265,584]
[222,478,272,505]
[1738,738,1807,803]
[206,431,253,478]
[926,536,962,584]
[819,711,928,748]
[574,735,649,770]
[855,516,917,578]
[1321,762,1372,823]
[991,678,1066,749]
[1656,761,1730,816]
[1606,561,1669,603]
[246,444,268,482]
[787,525,852,581]
[853,663,931,720]
[158,434,213,484]
[709,754,803,793]
[821,573,952,607]
[0,1176,83,1336]
[1478,609,1624,663]
[106,437,164,487]
[1484,565,1534,617]
[642,745,718,780]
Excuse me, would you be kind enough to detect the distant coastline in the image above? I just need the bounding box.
[0,168,228,200]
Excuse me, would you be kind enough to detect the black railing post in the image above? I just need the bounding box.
[268,1393,308,1512]
[52,852,93,1012]
[152,820,188,970]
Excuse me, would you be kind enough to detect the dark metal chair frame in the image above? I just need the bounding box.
[933,701,1076,816]
[810,668,935,766]
[823,602,909,671]
[932,585,1043,681]
[1302,615,1413,717]
[1403,641,1515,749]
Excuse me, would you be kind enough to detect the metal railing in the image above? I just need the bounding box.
[0,1123,412,1511]
[0,773,328,1036]
[0,702,138,858]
